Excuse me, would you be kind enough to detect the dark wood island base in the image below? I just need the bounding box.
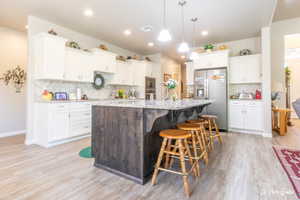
[92,101,211,184]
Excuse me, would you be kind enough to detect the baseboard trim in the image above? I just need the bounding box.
[0,130,26,138]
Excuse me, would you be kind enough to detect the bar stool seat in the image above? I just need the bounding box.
[201,114,218,119]
[160,129,191,139]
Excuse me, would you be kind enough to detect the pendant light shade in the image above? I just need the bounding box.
[177,1,189,53]
[178,42,189,53]
[158,29,172,42]
[189,18,199,60]
[157,0,171,42]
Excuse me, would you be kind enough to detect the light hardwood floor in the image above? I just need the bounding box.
[1,123,300,200]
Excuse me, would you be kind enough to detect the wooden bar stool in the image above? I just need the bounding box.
[200,115,222,149]
[177,123,209,174]
[151,129,196,197]
[186,119,211,151]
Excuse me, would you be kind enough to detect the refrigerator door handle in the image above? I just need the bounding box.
[205,78,209,99]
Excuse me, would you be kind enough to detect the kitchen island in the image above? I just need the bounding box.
[91,99,212,184]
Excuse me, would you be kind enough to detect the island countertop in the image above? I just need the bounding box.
[92,99,213,110]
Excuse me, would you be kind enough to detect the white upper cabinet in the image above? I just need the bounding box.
[91,49,116,73]
[130,60,146,86]
[229,54,261,84]
[193,50,229,70]
[185,62,194,85]
[109,61,131,85]
[33,33,67,80]
[65,48,94,82]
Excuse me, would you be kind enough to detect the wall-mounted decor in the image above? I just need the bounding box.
[0,66,26,93]
[93,73,105,90]
[163,73,172,82]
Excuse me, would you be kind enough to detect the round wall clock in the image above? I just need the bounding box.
[93,74,105,89]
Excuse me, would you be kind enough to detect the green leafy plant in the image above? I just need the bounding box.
[204,44,214,50]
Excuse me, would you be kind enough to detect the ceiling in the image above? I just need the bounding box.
[273,0,300,22]
[0,0,277,60]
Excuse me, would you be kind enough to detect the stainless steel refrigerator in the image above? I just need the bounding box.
[194,67,228,131]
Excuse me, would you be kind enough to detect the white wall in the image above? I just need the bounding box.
[213,37,261,56]
[0,27,27,136]
[271,17,300,107]
[261,27,272,137]
[26,16,140,144]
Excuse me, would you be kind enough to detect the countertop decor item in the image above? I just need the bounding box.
[164,79,178,100]
[204,44,214,52]
[0,66,26,93]
[66,41,80,49]
[93,73,105,90]
[145,57,152,62]
[42,90,53,101]
[239,49,252,56]
[54,92,68,100]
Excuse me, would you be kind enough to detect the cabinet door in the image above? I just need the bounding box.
[244,55,261,83]
[229,57,245,83]
[65,49,93,82]
[49,104,69,142]
[229,102,245,129]
[131,61,146,86]
[34,34,67,80]
[186,62,194,85]
[244,102,263,131]
[194,51,228,69]
[69,103,91,137]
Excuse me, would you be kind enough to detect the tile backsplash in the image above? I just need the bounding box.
[34,80,143,101]
[229,83,262,96]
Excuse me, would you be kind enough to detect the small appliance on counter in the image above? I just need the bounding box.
[76,88,82,100]
[255,90,262,99]
[54,92,68,100]
[238,93,254,100]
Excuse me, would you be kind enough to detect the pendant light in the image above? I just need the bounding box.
[190,17,199,60]
[158,0,172,42]
[178,1,189,53]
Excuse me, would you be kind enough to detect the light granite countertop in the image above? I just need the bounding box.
[92,99,213,110]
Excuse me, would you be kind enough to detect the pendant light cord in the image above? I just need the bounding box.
[179,1,186,42]
[163,0,166,28]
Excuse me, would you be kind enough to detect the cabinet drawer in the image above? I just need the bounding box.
[51,104,69,111]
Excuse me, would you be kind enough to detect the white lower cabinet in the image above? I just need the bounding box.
[34,102,91,147]
[229,100,263,134]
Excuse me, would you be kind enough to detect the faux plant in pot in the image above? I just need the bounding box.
[204,44,214,52]
[164,79,178,101]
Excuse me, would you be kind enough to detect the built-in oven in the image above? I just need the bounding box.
[145,77,156,100]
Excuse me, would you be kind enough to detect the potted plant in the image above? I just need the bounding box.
[164,79,178,101]
[204,44,214,52]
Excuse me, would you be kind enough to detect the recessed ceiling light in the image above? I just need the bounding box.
[25,25,28,29]
[141,25,153,32]
[84,9,94,17]
[202,30,208,36]
[123,29,131,36]
[148,42,154,47]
